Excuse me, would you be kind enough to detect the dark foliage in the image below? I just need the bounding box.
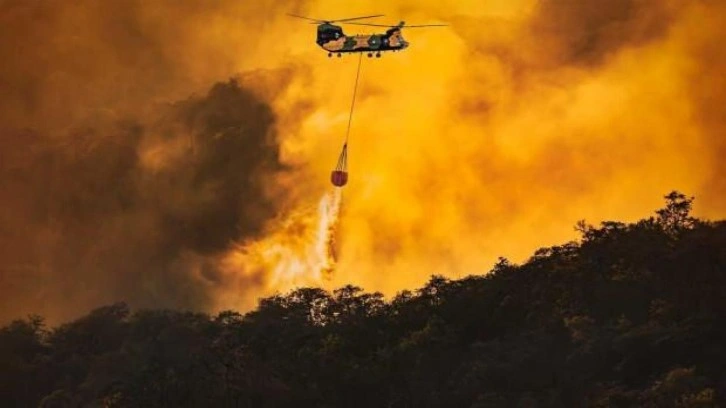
[1,192,724,407]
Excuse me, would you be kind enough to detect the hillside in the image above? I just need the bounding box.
[1,192,724,407]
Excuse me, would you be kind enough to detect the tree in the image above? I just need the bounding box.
[656,191,697,235]
[2,192,725,407]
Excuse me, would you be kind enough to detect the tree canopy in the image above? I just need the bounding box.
[1,191,724,407]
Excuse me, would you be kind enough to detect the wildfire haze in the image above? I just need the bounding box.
[0,0,724,324]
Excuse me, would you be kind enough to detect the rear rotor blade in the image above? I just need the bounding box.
[401,24,448,27]
[343,22,448,28]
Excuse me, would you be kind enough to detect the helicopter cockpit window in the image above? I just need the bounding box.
[319,27,343,42]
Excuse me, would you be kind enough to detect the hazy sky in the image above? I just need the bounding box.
[1,0,724,324]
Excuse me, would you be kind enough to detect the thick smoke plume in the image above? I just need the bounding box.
[0,0,315,323]
[0,78,285,323]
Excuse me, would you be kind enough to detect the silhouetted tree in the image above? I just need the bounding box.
[1,192,724,407]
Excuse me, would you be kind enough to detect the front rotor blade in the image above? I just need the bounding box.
[331,14,385,23]
[403,24,448,27]
[287,13,324,23]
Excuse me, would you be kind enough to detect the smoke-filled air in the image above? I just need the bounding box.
[1,0,724,324]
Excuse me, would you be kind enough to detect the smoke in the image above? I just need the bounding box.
[2,0,725,323]
[678,1,726,210]
[529,0,675,67]
[0,78,287,323]
[0,0,322,323]
[283,0,726,294]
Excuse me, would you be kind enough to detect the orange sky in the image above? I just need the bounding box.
[1,0,724,324]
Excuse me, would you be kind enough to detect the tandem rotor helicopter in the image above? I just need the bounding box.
[288,14,447,58]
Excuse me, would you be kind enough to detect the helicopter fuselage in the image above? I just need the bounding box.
[316,24,408,55]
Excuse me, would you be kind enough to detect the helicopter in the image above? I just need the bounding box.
[288,14,447,58]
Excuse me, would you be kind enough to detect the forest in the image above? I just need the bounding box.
[1,192,724,407]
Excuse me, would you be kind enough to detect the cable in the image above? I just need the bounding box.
[344,52,363,146]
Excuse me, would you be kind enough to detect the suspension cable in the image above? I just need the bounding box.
[344,52,363,146]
